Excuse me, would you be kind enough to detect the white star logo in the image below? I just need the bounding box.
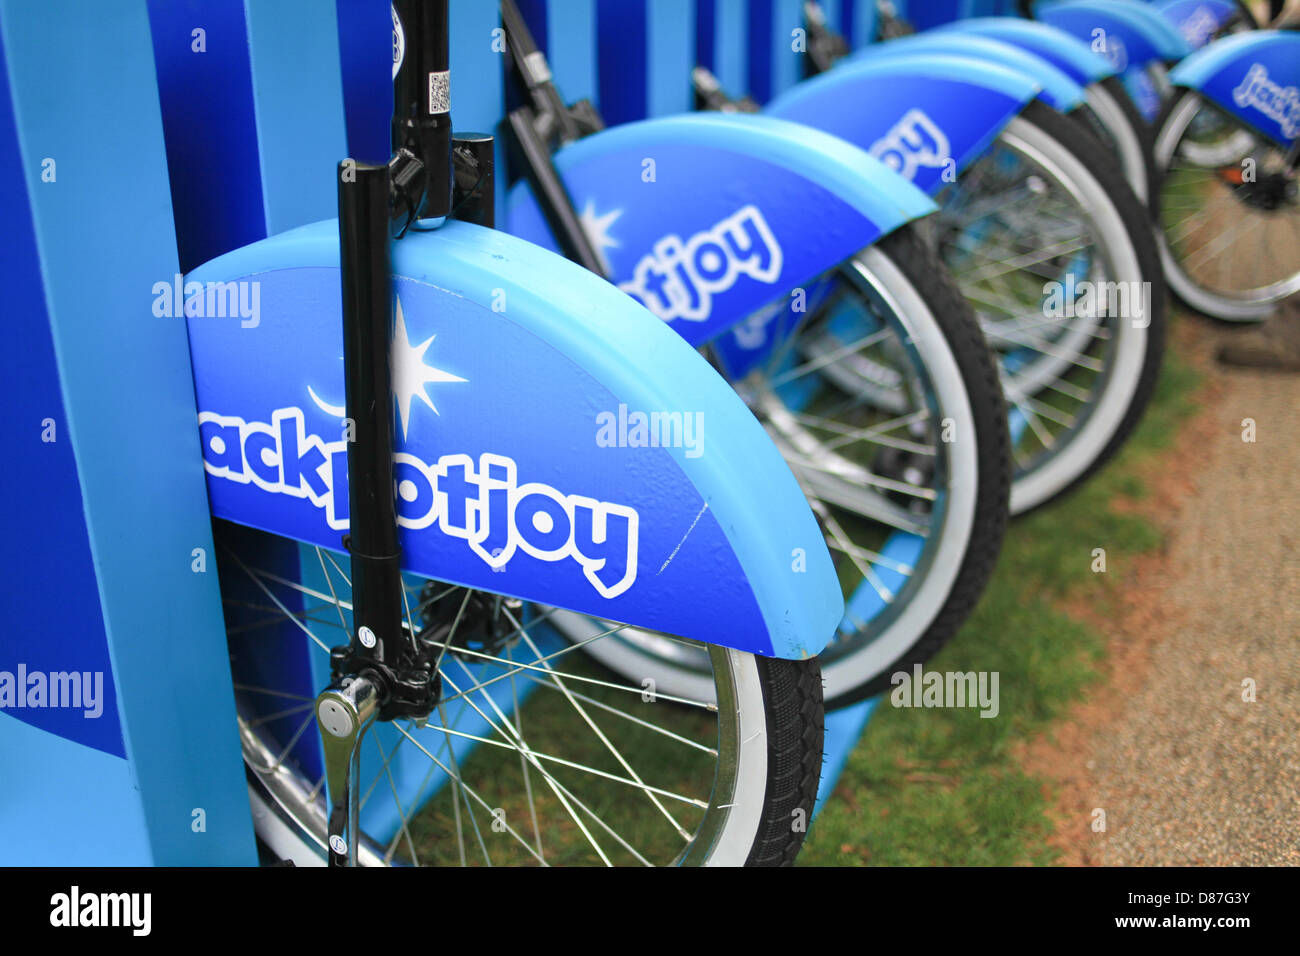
[390,295,466,438]
[579,199,623,273]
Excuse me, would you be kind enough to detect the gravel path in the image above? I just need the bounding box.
[1080,336,1300,865]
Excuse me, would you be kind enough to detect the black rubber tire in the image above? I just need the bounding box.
[825,225,1011,707]
[1098,75,1161,216]
[1003,99,1167,514]
[745,656,825,866]
[1073,77,1159,209]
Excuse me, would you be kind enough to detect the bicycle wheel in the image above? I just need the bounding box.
[553,225,1010,708]
[1154,89,1300,321]
[1081,75,1160,207]
[223,522,824,866]
[935,100,1166,516]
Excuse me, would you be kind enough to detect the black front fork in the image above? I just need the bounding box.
[317,0,496,868]
[339,162,404,673]
[318,160,402,868]
[316,0,453,869]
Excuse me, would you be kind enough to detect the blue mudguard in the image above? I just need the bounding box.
[505,112,935,346]
[765,54,1042,195]
[1155,0,1241,49]
[183,219,843,660]
[1036,1,1193,70]
[851,33,1088,112]
[936,17,1119,85]
[1168,31,1300,147]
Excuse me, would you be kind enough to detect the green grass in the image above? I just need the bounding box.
[797,321,1203,866]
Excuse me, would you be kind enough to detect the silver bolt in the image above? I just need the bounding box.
[318,698,355,738]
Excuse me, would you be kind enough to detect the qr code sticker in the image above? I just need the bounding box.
[428,70,450,115]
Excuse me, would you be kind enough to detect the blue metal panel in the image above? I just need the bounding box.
[820,0,843,33]
[714,0,749,95]
[245,0,351,233]
[906,0,1005,30]
[450,0,507,216]
[2,715,152,865]
[0,0,256,864]
[147,0,267,272]
[696,0,716,70]
[648,0,694,116]
[847,0,877,49]
[451,0,506,130]
[517,0,548,51]
[592,0,690,120]
[597,0,649,123]
[746,0,803,103]
[0,21,124,762]
[747,0,773,100]
[336,0,390,164]
[549,0,599,105]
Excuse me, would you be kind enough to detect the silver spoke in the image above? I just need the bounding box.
[436,658,616,864]
[374,734,420,867]
[767,326,892,387]
[504,607,691,842]
[525,678,718,756]
[222,547,333,654]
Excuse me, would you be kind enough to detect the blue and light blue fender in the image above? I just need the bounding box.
[1036,0,1193,68]
[936,17,1119,86]
[185,218,844,661]
[1037,0,1194,117]
[1168,30,1300,147]
[766,54,1042,195]
[853,33,1087,111]
[505,111,935,350]
[1154,0,1241,49]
